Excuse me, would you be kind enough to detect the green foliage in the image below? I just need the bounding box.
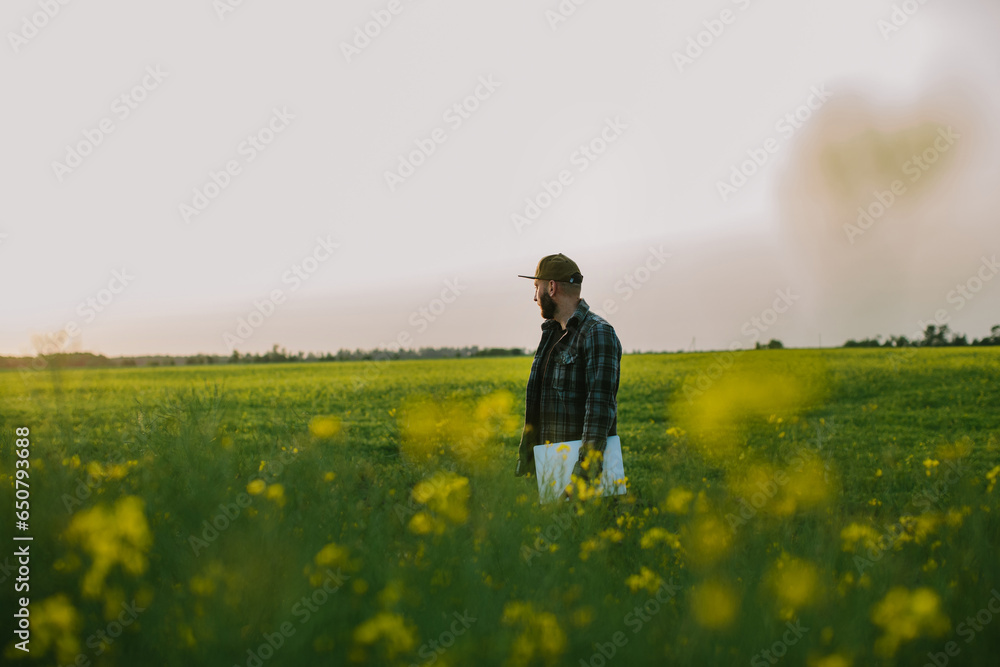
[1,350,998,666]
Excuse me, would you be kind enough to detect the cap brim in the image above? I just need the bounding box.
[517,274,540,279]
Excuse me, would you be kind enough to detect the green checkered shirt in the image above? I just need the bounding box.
[516,298,622,477]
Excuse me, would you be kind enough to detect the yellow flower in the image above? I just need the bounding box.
[673,369,817,462]
[986,465,1000,493]
[871,587,950,657]
[246,479,266,495]
[690,581,738,629]
[572,607,595,627]
[502,601,566,666]
[809,654,852,667]
[412,471,470,526]
[640,527,682,551]
[265,483,286,507]
[309,415,342,438]
[352,612,416,658]
[664,487,694,514]
[23,594,81,663]
[683,515,732,566]
[895,514,941,545]
[625,566,664,594]
[839,522,880,552]
[408,511,446,535]
[64,496,152,598]
[314,542,351,569]
[767,555,820,610]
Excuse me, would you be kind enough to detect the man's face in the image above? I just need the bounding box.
[534,280,557,319]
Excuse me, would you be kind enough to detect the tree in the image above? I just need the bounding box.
[920,324,950,347]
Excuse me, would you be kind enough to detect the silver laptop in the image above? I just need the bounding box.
[533,435,628,504]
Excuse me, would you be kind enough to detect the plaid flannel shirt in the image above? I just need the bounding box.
[516,298,622,478]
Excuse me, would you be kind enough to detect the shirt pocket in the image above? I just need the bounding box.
[550,350,578,397]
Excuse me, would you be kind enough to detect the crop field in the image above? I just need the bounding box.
[1,348,999,666]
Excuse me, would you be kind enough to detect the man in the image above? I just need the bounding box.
[514,253,622,486]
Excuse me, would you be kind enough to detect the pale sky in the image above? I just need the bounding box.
[2,0,999,356]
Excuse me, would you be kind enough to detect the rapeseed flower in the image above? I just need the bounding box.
[352,612,416,659]
[501,601,566,666]
[871,586,949,657]
[767,555,820,610]
[64,496,152,598]
[690,581,738,629]
[21,594,81,663]
[625,566,664,594]
[408,471,470,534]
[309,415,342,438]
[663,487,694,514]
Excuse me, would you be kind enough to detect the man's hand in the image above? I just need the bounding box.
[558,464,583,501]
[576,446,604,480]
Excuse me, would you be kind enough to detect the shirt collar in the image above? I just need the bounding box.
[541,298,590,332]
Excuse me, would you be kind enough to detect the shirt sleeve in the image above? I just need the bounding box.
[579,323,622,470]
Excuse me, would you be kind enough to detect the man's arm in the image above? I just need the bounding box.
[515,422,536,477]
[515,333,550,477]
[574,323,622,480]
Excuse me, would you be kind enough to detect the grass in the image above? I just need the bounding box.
[1,348,998,666]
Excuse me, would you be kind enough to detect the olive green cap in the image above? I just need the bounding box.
[517,253,583,285]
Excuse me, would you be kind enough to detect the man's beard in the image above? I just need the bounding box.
[539,290,557,320]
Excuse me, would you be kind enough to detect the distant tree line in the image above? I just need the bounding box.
[4,326,999,370]
[843,324,1000,348]
[0,345,526,369]
[227,344,526,364]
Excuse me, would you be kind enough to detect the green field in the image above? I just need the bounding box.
[2,349,999,666]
